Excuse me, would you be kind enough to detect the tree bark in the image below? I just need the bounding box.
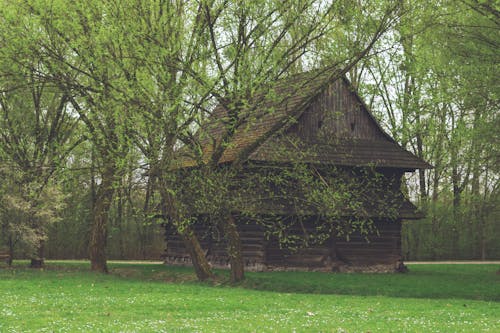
[481,232,486,260]
[452,165,461,212]
[89,163,116,273]
[416,132,427,205]
[180,230,214,281]
[117,186,125,259]
[7,235,14,266]
[160,182,214,281]
[30,240,44,268]
[221,213,245,283]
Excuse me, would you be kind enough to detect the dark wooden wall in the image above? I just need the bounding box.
[163,218,402,271]
[289,79,387,142]
[163,222,268,270]
[264,219,402,268]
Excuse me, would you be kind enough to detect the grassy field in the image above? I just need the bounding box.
[0,262,499,332]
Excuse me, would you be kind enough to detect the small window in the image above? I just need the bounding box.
[350,122,355,132]
[318,120,323,129]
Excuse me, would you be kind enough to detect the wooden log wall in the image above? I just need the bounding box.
[163,217,403,271]
[163,221,267,270]
[333,221,402,265]
[264,219,402,268]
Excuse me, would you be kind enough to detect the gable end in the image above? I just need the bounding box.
[289,77,392,143]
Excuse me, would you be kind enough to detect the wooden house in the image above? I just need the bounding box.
[163,70,431,272]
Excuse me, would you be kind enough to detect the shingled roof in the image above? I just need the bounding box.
[250,137,431,170]
[178,69,431,171]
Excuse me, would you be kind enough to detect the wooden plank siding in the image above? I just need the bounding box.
[163,218,403,271]
[163,222,268,270]
[290,79,387,142]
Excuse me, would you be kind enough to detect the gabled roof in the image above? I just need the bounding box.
[179,68,431,170]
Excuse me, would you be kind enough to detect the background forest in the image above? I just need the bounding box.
[0,0,498,265]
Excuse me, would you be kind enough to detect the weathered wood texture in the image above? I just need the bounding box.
[0,251,11,265]
[163,222,267,270]
[265,220,402,267]
[291,79,387,142]
[163,219,402,271]
[248,77,431,170]
[187,165,421,219]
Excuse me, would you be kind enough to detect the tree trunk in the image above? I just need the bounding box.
[470,110,482,259]
[452,166,461,213]
[450,164,461,255]
[481,236,486,260]
[7,235,14,266]
[89,163,116,273]
[432,167,440,203]
[160,183,214,281]
[180,230,214,281]
[415,127,427,205]
[221,213,245,283]
[30,240,44,268]
[117,187,125,259]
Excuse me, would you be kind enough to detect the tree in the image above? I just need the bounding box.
[2,0,149,272]
[0,26,78,266]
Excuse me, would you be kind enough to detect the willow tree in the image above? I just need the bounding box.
[2,0,214,275]
[9,0,215,275]
[0,1,141,272]
[100,1,216,280]
[0,15,80,266]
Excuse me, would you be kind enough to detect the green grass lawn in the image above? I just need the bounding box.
[0,262,499,332]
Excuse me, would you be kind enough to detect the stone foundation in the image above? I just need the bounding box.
[163,255,407,273]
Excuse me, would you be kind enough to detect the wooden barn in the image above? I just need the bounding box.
[163,70,431,272]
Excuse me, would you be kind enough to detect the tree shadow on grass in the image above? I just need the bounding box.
[238,264,500,301]
[142,263,499,302]
[110,263,500,302]
[3,262,498,302]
